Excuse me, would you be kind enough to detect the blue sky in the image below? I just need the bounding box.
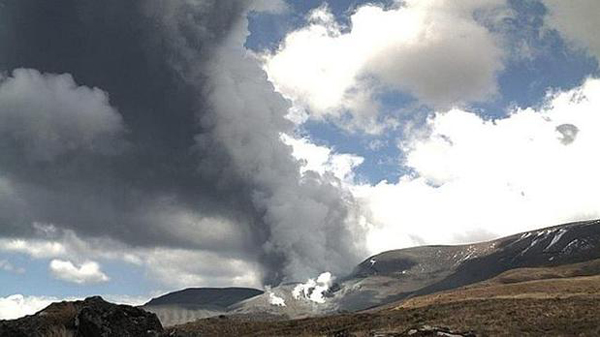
[1,0,600,318]
[248,0,598,184]
[0,252,152,298]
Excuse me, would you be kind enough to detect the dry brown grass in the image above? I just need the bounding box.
[37,302,78,325]
[398,275,600,309]
[169,296,600,336]
[44,325,75,337]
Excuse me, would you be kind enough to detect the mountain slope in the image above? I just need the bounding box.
[145,287,263,309]
[145,219,600,325]
[233,219,600,317]
[407,219,600,299]
[168,258,600,336]
[397,258,600,310]
[142,287,263,327]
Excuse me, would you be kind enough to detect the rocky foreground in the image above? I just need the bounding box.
[0,296,163,337]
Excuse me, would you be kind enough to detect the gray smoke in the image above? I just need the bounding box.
[0,0,365,284]
[556,123,579,145]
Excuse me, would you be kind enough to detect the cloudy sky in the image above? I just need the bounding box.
[0,0,599,318]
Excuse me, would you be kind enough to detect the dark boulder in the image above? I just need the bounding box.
[0,296,163,337]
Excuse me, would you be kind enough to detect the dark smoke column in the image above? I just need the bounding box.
[0,0,366,285]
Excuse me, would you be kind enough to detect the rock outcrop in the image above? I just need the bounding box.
[0,296,163,337]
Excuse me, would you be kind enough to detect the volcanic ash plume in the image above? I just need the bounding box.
[0,0,366,286]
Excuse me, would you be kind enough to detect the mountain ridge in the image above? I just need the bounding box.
[144,287,263,308]
[141,219,600,326]
[2,219,599,335]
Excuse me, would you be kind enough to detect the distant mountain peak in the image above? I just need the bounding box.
[144,287,264,308]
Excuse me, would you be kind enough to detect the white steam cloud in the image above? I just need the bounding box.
[267,288,286,307]
[196,7,367,282]
[0,294,150,320]
[0,295,57,320]
[292,272,334,304]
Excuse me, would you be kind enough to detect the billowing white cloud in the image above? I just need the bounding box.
[282,134,364,182]
[356,77,600,253]
[0,294,56,320]
[0,239,66,259]
[0,68,127,161]
[264,0,508,132]
[543,1,600,61]
[49,259,110,284]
